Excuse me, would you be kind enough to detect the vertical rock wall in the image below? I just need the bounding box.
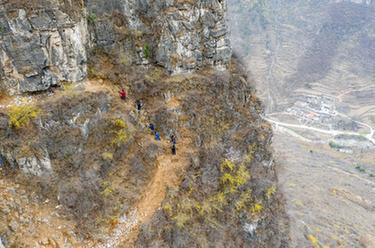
[0,0,232,94]
[87,0,232,73]
[154,0,232,73]
[0,0,88,94]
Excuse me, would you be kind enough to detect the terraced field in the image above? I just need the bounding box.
[228,0,375,246]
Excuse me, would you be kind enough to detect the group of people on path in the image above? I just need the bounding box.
[119,87,177,155]
[149,123,177,155]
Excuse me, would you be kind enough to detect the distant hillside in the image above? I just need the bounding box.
[228,1,375,247]
[229,0,375,126]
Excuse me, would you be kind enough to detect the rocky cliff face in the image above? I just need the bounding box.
[0,0,88,94]
[87,0,232,73]
[0,0,231,95]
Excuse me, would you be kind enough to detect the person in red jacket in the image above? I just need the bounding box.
[119,88,127,100]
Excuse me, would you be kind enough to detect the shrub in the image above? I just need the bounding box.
[62,81,75,90]
[221,173,236,189]
[101,187,114,198]
[112,118,127,129]
[265,185,276,200]
[250,202,263,216]
[101,152,114,161]
[87,13,97,24]
[172,213,190,228]
[307,234,320,248]
[111,118,129,147]
[210,192,226,210]
[62,81,77,96]
[220,159,235,172]
[167,160,253,230]
[162,203,173,215]
[244,143,256,163]
[143,43,151,59]
[112,129,129,147]
[235,189,252,211]
[235,165,251,186]
[355,165,366,173]
[87,65,96,78]
[220,160,250,194]
[100,180,114,197]
[193,192,226,219]
[8,105,41,128]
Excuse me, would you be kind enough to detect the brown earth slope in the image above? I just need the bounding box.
[0,57,289,247]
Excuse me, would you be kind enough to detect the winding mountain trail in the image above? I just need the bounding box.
[96,135,194,248]
[124,137,193,246]
[95,90,195,248]
[0,78,196,248]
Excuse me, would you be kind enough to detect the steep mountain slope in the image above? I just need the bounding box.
[0,60,289,248]
[0,1,289,247]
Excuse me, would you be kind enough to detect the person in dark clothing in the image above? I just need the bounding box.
[171,144,176,155]
[136,100,143,112]
[149,123,155,132]
[119,88,127,100]
[170,134,176,145]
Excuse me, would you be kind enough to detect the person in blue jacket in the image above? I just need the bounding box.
[155,131,161,141]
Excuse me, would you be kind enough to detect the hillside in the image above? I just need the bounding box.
[0,1,289,247]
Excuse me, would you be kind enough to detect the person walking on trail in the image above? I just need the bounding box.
[155,131,161,141]
[149,123,155,133]
[171,144,176,155]
[170,134,176,145]
[136,100,143,113]
[119,88,127,100]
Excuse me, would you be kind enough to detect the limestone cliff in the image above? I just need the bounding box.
[87,0,231,73]
[0,0,88,94]
[0,0,231,94]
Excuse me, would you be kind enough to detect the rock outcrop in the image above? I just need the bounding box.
[0,0,87,94]
[0,0,231,94]
[86,0,232,72]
